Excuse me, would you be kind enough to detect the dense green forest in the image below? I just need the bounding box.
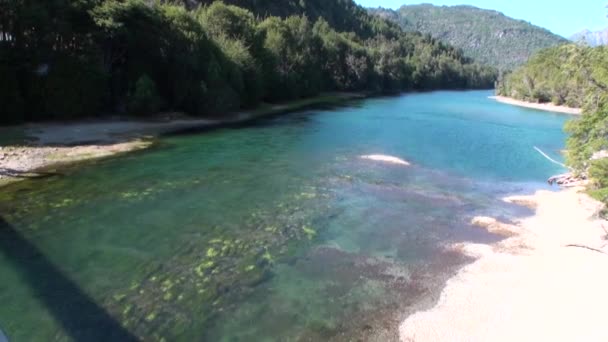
[499,43,608,208]
[369,4,568,70]
[562,47,608,208]
[495,45,588,108]
[0,0,497,124]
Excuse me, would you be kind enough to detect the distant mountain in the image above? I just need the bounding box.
[368,4,568,70]
[570,28,608,46]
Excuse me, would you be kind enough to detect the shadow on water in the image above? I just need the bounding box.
[169,100,364,137]
[0,168,62,179]
[0,217,138,342]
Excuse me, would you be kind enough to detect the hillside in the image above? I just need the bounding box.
[495,44,588,108]
[571,28,608,46]
[173,0,384,38]
[1,0,497,124]
[369,4,568,70]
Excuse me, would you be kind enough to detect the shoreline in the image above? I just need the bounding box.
[400,186,608,341]
[0,93,364,187]
[490,95,583,115]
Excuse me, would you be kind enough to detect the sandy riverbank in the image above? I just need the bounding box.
[0,118,219,187]
[400,186,608,341]
[490,96,582,115]
[0,93,364,187]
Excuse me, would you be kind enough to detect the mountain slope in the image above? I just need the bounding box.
[570,28,608,46]
[495,44,588,108]
[369,4,568,70]
[173,0,398,38]
[1,0,497,124]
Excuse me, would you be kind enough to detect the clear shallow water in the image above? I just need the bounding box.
[0,91,570,341]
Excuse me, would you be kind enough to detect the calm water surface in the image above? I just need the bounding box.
[0,91,570,341]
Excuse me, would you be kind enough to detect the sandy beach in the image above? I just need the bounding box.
[490,96,583,115]
[400,186,608,341]
[0,93,364,187]
[0,118,218,187]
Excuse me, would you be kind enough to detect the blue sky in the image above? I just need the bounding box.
[354,0,607,37]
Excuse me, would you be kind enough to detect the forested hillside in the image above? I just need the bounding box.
[495,45,588,108]
[497,43,608,209]
[174,0,382,37]
[369,4,568,70]
[0,0,496,124]
[564,47,608,209]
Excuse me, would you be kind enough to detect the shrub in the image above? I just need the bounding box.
[127,74,163,115]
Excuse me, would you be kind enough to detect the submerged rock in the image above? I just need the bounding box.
[360,154,410,166]
[471,216,517,237]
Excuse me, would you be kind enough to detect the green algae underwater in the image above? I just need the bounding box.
[0,91,570,341]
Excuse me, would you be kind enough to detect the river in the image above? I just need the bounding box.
[0,91,570,341]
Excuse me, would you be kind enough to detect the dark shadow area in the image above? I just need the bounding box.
[169,99,363,136]
[0,217,139,341]
[0,96,363,149]
[0,168,61,179]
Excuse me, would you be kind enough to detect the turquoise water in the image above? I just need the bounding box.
[0,91,570,341]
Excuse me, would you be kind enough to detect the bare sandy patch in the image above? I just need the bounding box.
[471,216,518,237]
[400,187,608,342]
[490,96,582,115]
[503,195,539,209]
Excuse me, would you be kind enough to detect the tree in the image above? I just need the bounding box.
[0,0,497,124]
[257,15,323,101]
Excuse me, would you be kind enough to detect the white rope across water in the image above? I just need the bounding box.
[534,146,567,168]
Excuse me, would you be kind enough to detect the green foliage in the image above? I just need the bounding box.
[589,159,608,211]
[197,1,256,43]
[498,44,608,209]
[497,45,588,108]
[495,43,608,222]
[369,4,568,70]
[128,74,162,115]
[258,15,323,100]
[0,0,497,124]
[192,0,389,38]
[314,19,371,90]
[565,99,608,171]
[197,2,264,107]
[589,159,608,189]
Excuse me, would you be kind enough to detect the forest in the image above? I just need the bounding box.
[499,43,608,208]
[0,0,497,124]
[495,44,590,108]
[563,46,608,209]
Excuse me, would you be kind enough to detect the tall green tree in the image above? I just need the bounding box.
[0,0,497,124]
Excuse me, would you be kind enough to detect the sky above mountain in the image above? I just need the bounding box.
[355,0,606,37]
